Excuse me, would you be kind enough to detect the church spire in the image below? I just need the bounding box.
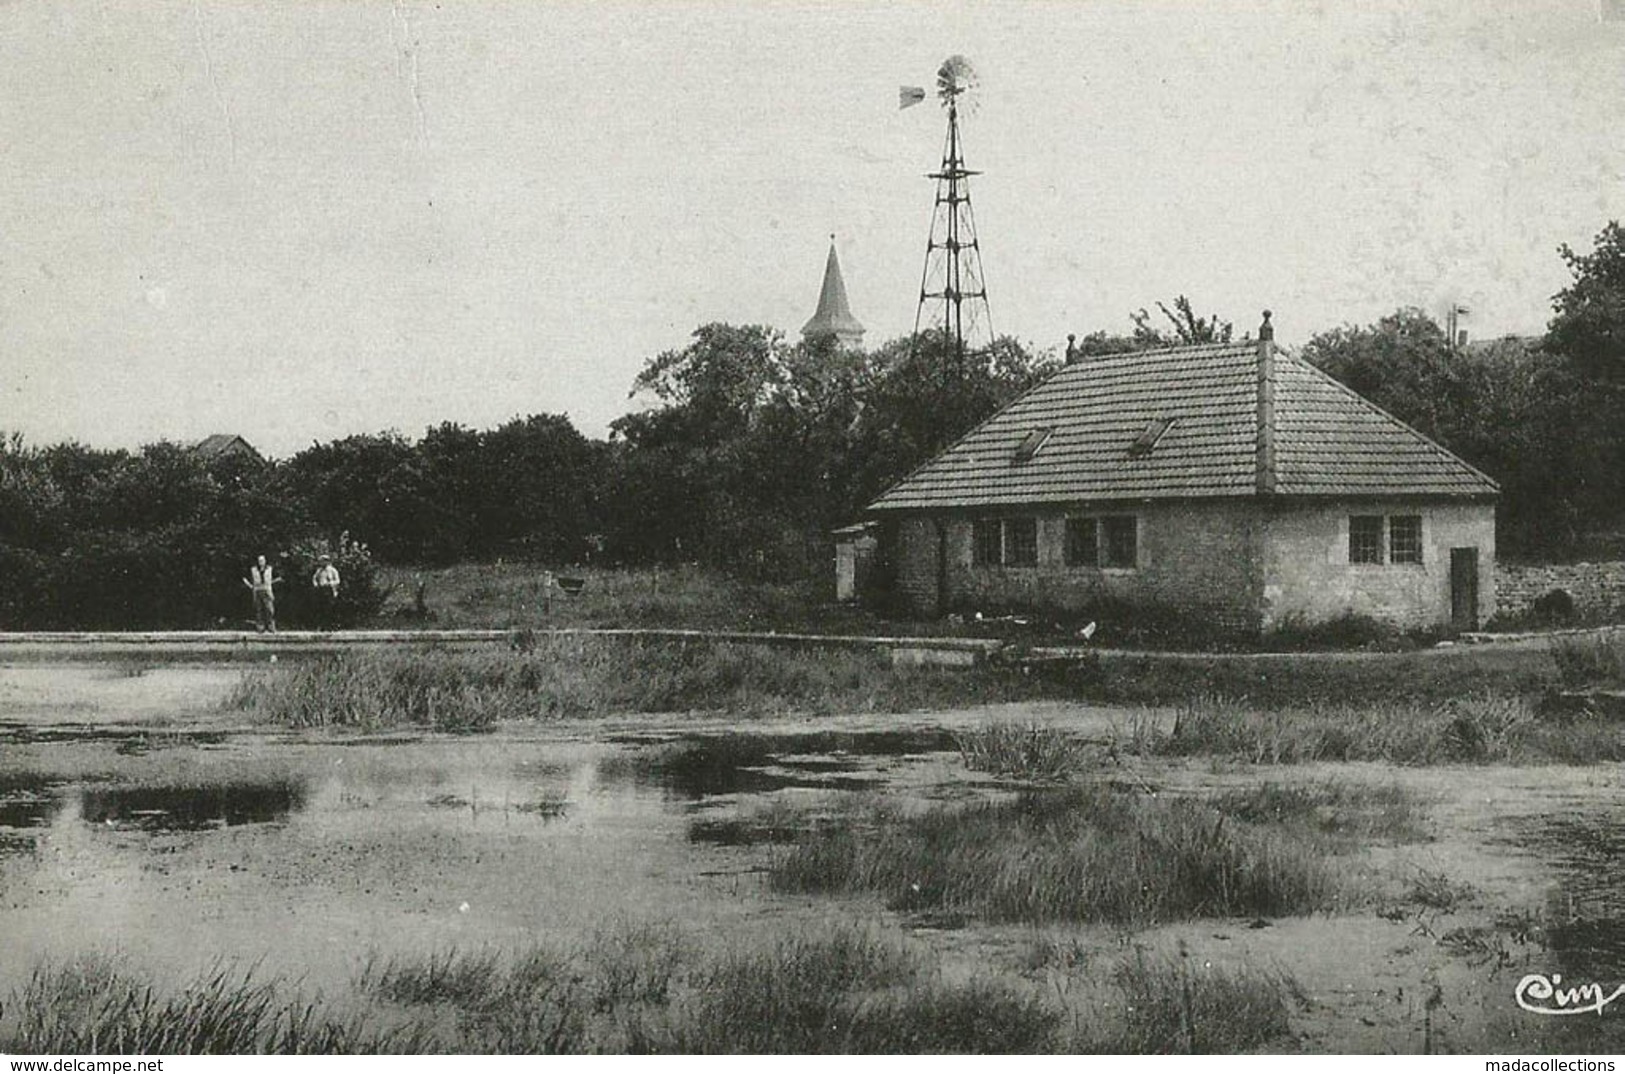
[800,237,865,347]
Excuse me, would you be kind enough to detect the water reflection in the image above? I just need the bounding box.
[1524,816,1625,982]
[77,781,307,831]
[0,729,959,858]
[598,729,954,799]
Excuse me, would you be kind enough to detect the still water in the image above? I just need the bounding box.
[0,720,958,995]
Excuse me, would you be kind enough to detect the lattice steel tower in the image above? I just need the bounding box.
[906,56,993,372]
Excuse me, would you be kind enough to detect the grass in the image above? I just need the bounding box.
[228,625,1587,734]
[770,785,1345,926]
[1,956,427,1054]
[955,722,1092,782]
[352,923,1057,1054]
[1142,690,1625,765]
[228,640,1102,730]
[6,923,1322,1054]
[1211,781,1427,847]
[373,562,903,636]
[1096,947,1304,1054]
[1549,632,1625,689]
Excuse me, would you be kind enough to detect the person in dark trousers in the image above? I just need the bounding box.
[311,554,341,629]
[244,555,278,633]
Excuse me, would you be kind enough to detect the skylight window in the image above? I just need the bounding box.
[1127,418,1174,457]
[1011,428,1053,465]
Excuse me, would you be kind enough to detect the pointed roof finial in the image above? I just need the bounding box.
[801,239,865,346]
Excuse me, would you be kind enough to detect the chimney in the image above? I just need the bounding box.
[1255,310,1276,496]
[1065,333,1080,365]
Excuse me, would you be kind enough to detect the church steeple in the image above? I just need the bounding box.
[801,237,865,347]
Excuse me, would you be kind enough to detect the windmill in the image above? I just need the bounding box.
[901,55,993,373]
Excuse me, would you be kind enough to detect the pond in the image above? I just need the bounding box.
[0,707,965,997]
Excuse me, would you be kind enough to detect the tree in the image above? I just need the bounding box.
[279,433,425,562]
[479,413,607,561]
[1541,221,1625,554]
[607,324,1055,575]
[1304,309,1601,557]
[1547,221,1625,384]
[1130,295,1233,347]
[839,332,1057,517]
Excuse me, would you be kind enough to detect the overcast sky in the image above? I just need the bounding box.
[3,0,1624,458]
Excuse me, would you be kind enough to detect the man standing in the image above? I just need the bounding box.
[311,554,341,628]
[244,555,278,633]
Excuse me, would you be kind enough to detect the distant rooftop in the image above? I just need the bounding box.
[191,434,264,463]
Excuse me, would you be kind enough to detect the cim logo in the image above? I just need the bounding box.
[1516,973,1625,1016]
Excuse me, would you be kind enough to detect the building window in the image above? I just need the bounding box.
[1064,517,1098,567]
[972,519,1002,567]
[1349,516,1383,564]
[1005,518,1038,566]
[1102,516,1138,569]
[1390,515,1423,564]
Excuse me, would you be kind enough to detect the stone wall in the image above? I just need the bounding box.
[1261,501,1496,630]
[1496,561,1625,621]
[877,498,1500,630]
[876,502,1265,628]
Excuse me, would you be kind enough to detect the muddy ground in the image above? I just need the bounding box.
[1,661,1622,1054]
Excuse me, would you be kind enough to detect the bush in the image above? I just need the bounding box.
[280,533,388,628]
[1530,589,1578,625]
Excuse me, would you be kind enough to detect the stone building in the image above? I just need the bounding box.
[859,318,1500,632]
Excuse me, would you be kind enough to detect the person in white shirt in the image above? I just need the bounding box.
[311,555,341,628]
[243,555,278,633]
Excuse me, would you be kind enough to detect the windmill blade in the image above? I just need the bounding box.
[899,85,927,109]
[936,54,977,103]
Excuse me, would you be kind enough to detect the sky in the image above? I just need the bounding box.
[3,0,1625,458]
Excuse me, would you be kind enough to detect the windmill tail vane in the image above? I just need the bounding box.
[898,85,926,110]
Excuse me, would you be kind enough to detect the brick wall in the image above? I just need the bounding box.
[931,501,1266,630]
[892,515,942,617]
[1496,562,1625,621]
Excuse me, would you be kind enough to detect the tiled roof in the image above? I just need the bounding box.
[867,340,1498,512]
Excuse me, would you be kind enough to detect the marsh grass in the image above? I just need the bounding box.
[770,786,1343,926]
[228,641,1080,729]
[230,623,1579,732]
[1550,632,1625,689]
[955,722,1092,782]
[356,947,504,1008]
[1092,947,1304,1054]
[3,956,426,1054]
[1405,867,1476,911]
[8,925,1317,1054]
[1146,691,1625,765]
[1212,781,1427,846]
[354,923,1057,1053]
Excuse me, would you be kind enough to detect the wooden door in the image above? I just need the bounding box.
[1450,547,1479,630]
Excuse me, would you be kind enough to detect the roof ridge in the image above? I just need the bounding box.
[1082,339,1256,363]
